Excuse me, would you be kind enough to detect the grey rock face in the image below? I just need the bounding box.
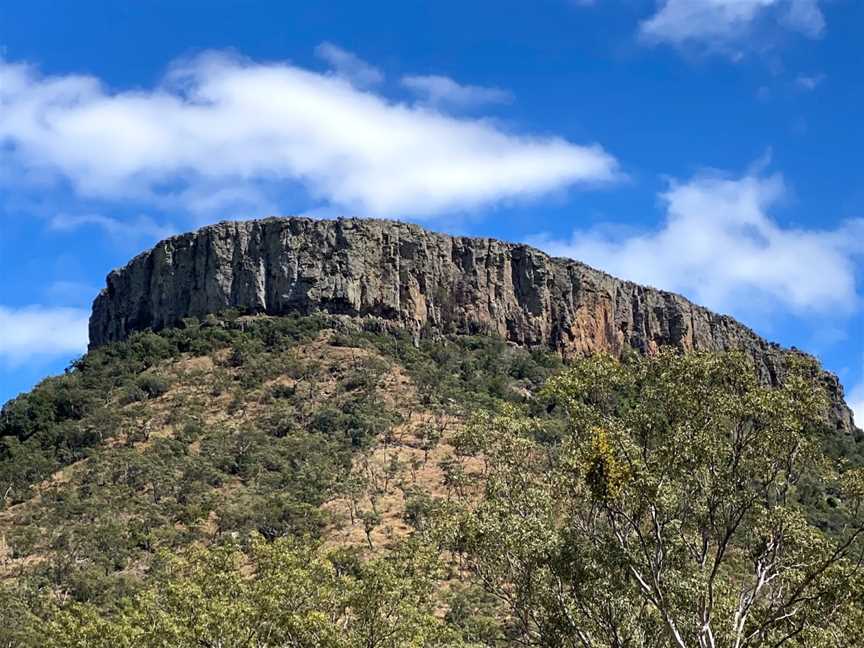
[89,216,858,434]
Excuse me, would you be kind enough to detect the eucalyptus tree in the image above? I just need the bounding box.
[440,351,864,648]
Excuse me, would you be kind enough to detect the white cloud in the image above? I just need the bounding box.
[402,75,512,108]
[49,213,176,243]
[639,0,826,52]
[530,170,864,315]
[314,42,384,87]
[0,51,618,219]
[0,305,89,364]
[782,0,826,35]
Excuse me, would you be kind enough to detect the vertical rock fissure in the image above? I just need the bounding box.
[88,216,858,434]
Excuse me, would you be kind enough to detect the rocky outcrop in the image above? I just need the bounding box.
[89,216,858,433]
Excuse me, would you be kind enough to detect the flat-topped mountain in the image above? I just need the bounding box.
[89,216,858,433]
[5,217,863,644]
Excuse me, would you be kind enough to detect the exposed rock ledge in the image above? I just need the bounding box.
[89,216,858,434]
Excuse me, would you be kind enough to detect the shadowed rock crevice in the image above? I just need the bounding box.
[89,216,858,434]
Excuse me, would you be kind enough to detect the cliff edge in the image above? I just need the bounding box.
[89,216,858,433]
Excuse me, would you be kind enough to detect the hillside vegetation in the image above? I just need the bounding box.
[1,314,862,647]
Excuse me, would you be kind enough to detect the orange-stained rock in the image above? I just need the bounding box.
[89,216,858,434]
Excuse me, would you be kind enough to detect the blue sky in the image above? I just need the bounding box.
[0,0,862,422]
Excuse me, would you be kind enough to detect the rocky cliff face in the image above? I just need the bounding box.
[90,216,858,433]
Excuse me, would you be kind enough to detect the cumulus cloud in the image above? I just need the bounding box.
[530,170,864,315]
[314,42,384,87]
[0,51,619,220]
[402,75,512,108]
[639,0,826,52]
[0,305,89,364]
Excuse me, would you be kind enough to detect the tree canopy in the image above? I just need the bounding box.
[439,351,864,647]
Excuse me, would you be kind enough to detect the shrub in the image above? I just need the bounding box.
[135,374,169,399]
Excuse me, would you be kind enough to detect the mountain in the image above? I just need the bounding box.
[90,216,858,434]
[2,217,862,646]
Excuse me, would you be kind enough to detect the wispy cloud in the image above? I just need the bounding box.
[49,213,176,243]
[0,50,619,220]
[846,353,864,429]
[849,380,864,429]
[530,169,863,316]
[314,42,384,87]
[0,305,89,365]
[795,73,825,91]
[402,75,512,109]
[639,0,826,55]
[45,281,99,307]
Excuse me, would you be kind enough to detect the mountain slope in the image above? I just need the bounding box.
[0,315,563,604]
[2,314,862,646]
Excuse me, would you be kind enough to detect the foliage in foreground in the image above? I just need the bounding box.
[16,536,470,648]
[441,351,864,647]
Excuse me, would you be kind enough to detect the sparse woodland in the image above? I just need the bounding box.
[1,314,862,646]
